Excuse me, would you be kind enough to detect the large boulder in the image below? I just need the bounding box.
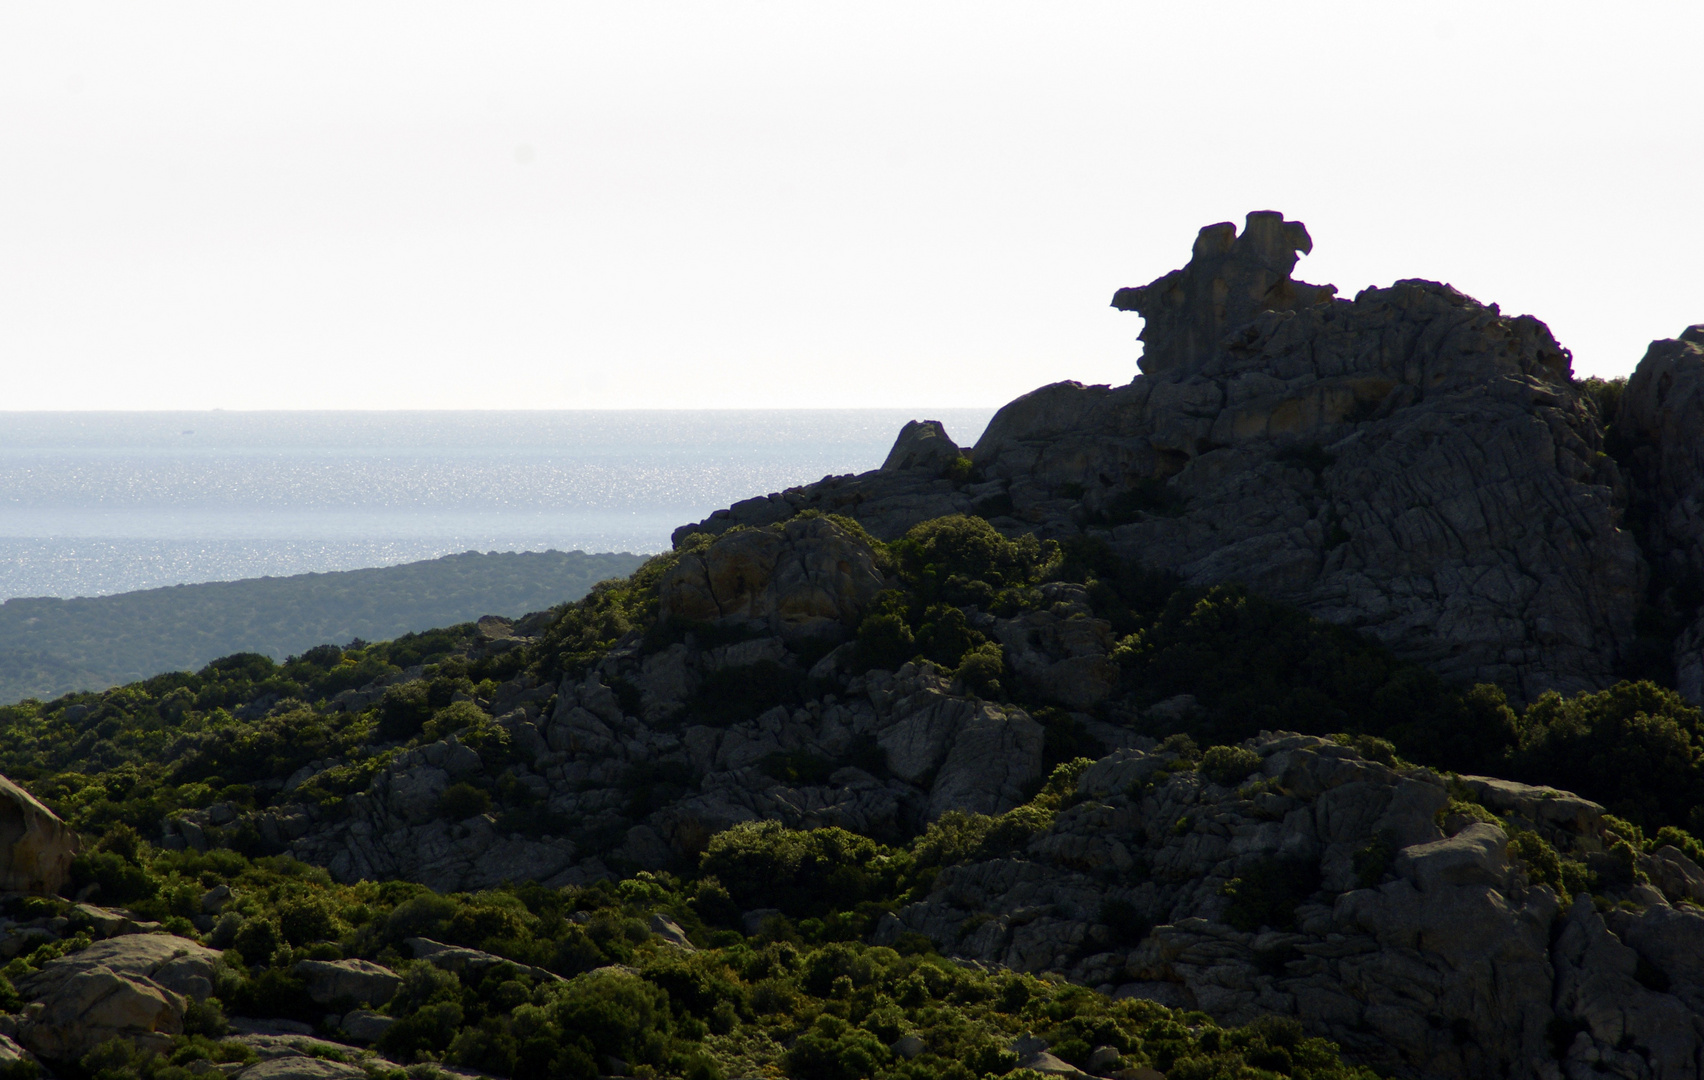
[290,958,400,1006]
[15,934,224,1059]
[0,773,79,895]
[659,516,890,643]
[882,420,964,475]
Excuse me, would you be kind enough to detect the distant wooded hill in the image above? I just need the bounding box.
[0,549,645,704]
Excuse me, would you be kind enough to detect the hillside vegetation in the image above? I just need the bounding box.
[0,549,645,705]
[4,514,1704,1080]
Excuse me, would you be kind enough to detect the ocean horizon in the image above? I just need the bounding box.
[0,409,996,600]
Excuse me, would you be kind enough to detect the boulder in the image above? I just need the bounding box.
[991,583,1118,709]
[236,1057,367,1080]
[1111,211,1338,378]
[1392,822,1511,892]
[290,958,401,1006]
[0,772,79,895]
[882,420,964,474]
[339,1009,395,1042]
[406,937,561,983]
[1021,1051,1092,1078]
[647,913,695,950]
[15,935,223,1059]
[659,516,890,643]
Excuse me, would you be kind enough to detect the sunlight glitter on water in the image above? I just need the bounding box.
[0,409,995,598]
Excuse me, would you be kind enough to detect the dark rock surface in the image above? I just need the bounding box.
[1613,326,1704,699]
[875,733,1704,1080]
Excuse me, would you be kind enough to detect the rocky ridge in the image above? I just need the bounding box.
[877,732,1704,1080]
[676,213,1704,703]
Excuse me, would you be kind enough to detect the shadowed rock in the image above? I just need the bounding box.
[659,516,890,644]
[679,213,1651,699]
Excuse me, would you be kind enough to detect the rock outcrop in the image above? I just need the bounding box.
[1614,326,1704,699]
[677,213,1657,701]
[875,733,1704,1080]
[0,773,79,895]
[16,934,224,1059]
[277,635,1046,889]
[881,420,964,475]
[659,516,890,644]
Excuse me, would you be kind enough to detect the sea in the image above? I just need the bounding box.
[0,410,996,601]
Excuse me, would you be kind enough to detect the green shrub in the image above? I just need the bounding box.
[386,893,459,941]
[230,917,283,968]
[377,1000,466,1060]
[551,969,673,1064]
[699,822,905,919]
[1508,830,1568,895]
[221,966,315,1021]
[1222,857,1321,932]
[378,682,432,742]
[1515,681,1704,830]
[1110,585,1518,773]
[785,1015,891,1080]
[1200,745,1261,786]
[1352,833,1396,888]
[889,516,1058,611]
[277,895,342,946]
[424,700,489,742]
[953,642,1005,699]
[438,782,493,821]
[70,850,157,905]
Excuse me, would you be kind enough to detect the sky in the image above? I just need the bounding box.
[2,3,1700,410]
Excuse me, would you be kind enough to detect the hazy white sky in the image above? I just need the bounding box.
[2,2,1700,410]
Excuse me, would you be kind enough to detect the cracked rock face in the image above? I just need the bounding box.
[277,644,1046,891]
[972,213,1642,699]
[875,732,1704,1080]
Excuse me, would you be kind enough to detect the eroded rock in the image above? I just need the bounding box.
[16,935,223,1060]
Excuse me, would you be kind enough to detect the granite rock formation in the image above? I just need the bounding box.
[875,733,1704,1080]
[15,934,224,1059]
[274,650,1047,891]
[678,212,1655,700]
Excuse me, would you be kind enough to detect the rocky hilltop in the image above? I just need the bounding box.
[679,213,1704,705]
[4,215,1704,1080]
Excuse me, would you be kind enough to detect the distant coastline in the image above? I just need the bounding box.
[0,408,996,599]
[0,548,646,705]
